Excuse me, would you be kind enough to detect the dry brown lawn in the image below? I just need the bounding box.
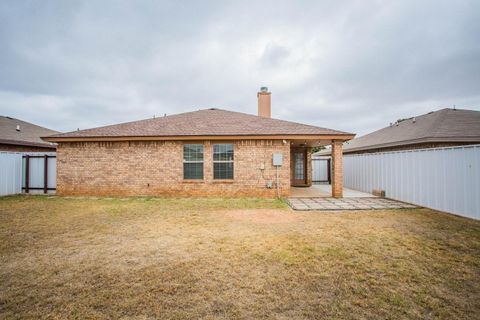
[0,196,479,319]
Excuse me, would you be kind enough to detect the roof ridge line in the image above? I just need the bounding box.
[209,108,354,135]
[47,108,354,138]
[52,108,209,137]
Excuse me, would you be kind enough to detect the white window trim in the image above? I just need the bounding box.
[183,144,204,179]
[213,144,234,180]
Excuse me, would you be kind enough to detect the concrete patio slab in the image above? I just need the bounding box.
[286,197,418,211]
[290,184,374,198]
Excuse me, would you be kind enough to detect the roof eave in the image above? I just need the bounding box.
[43,133,356,143]
[0,139,57,149]
[343,136,480,153]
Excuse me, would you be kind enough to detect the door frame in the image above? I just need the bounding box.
[291,147,308,186]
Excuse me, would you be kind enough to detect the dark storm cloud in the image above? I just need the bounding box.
[0,0,479,136]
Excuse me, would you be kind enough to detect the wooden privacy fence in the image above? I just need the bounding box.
[0,152,56,196]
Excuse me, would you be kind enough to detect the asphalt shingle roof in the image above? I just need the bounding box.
[45,108,353,140]
[315,108,480,155]
[0,116,59,148]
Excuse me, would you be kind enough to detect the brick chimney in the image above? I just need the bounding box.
[257,86,271,118]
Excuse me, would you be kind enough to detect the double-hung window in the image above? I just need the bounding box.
[213,144,234,179]
[183,144,204,179]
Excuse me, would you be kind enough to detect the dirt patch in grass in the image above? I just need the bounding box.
[224,209,302,224]
[0,195,479,319]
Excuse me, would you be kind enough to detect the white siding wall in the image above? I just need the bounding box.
[344,144,480,220]
[0,152,23,195]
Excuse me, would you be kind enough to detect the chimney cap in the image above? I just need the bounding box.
[260,86,269,93]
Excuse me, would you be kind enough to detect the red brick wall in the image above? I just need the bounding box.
[56,140,291,197]
[306,147,313,186]
[331,140,343,198]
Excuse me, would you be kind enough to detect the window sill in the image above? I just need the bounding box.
[212,179,235,184]
[182,179,205,183]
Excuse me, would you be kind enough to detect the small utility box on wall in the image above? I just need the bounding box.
[272,153,283,166]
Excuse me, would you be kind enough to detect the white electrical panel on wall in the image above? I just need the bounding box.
[272,153,283,166]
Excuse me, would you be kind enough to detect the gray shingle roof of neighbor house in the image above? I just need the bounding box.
[0,116,59,148]
[315,108,480,156]
[43,108,355,141]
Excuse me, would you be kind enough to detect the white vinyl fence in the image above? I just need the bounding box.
[343,144,480,220]
[0,152,23,195]
[0,152,56,196]
[312,158,331,183]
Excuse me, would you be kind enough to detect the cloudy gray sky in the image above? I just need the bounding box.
[1,0,479,136]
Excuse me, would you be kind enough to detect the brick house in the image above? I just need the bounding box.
[0,116,58,152]
[44,88,354,198]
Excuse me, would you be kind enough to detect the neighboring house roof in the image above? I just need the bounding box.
[312,148,332,158]
[44,108,354,142]
[0,116,59,148]
[314,108,480,155]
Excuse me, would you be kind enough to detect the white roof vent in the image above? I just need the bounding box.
[16,125,20,131]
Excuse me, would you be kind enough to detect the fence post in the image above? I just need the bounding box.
[25,155,30,193]
[44,155,48,194]
[327,158,331,184]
